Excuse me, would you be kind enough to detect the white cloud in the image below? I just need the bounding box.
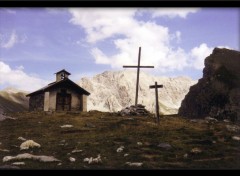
[190,44,232,70]
[190,43,214,70]
[69,8,230,74]
[0,61,48,92]
[150,8,200,18]
[0,31,26,49]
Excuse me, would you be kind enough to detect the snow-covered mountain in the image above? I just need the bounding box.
[78,70,197,114]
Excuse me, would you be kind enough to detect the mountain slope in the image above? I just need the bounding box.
[78,70,196,114]
[0,88,29,113]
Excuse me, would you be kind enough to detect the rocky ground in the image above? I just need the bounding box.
[0,111,239,169]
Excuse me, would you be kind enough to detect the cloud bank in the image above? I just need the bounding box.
[68,8,218,73]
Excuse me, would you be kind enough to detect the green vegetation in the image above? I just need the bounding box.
[0,111,239,169]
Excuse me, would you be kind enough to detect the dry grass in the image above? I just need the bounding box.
[0,111,239,169]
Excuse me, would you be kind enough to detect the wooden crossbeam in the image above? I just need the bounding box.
[149,82,163,123]
[123,66,154,68]
[123,47,154,106]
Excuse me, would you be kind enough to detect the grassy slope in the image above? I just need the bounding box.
[0,111,239,169]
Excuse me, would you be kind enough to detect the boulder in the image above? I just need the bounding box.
[20,140,41,150]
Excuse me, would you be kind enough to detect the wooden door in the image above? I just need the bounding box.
[56,89,71,111]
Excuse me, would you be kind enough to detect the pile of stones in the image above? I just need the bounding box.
[118,104,150,116]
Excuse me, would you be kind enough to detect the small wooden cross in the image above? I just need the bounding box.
[123,47,154,106]
[149,82,163,123]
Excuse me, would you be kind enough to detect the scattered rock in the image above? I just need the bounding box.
[137,142,143,146]
[0,149,10,152]
[190,148,202,154]
[205,116,218,122]
[190,119,198,123]
[72,149,83,153]
[232,136,240,141]
[223,119,230,123]
[20,140,41,150]
[83,154,102,164]
[0,165,20,169]
[57,163,62,166]
[124,153,129,157]
[18,137,27,141]
[212,141,217,144]
[3,153,60,162]
[125,162,143,167]
[12,162,25,166]
[60,125,73,128]
[126,118,134,121]
[69,157,76,162]
[183,153,188,158]
[117,146,124,153]
[157,143,172,150]
[226,125,240,132]
[85,123,96,128]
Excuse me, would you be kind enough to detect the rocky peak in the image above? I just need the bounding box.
[78,70,196,115]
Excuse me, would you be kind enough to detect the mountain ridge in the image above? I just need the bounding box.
[78,70,196,114]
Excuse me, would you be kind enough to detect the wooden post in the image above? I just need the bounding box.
[123,47,154,106]
[135,47,141,106]
[150,82,163,123]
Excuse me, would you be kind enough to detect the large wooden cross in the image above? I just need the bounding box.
[149,82,163,123]
[123,47,154,106]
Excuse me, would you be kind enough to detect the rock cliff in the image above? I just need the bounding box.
[179,48,240,121]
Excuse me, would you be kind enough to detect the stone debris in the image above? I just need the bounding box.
[60,125,73,128]
[125,162,143,167]
[137,142,143,146]
[57,163,62,166]
[0,165,20,169]
[157,143,172,150]
[190,147,202,154]
[69,157,76,162]
[3,153,60,162]
[116,146,124,153]
[85,123,96,128]
[83,154,102,164]
[124,153,129,157]
[223,119,230,123]
[226,125,240,132]
[205,116,218,122]
[183,153,188,158]
[20,140,41,150]
[119,104,150,116]
[12,162,25,166]
[72,149,83,153]
[18,137,27,141]
[0,149,10,152]
[232,136,240,141]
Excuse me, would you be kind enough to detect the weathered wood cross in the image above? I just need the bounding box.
[123,47,154,106]
[149,82,163,123]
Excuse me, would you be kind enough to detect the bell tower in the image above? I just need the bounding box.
[55,69,71,82]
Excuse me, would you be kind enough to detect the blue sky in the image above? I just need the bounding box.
[0,8,239,91]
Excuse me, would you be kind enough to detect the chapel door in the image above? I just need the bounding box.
[56,89,71,111]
